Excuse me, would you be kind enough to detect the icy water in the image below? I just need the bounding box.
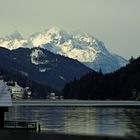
[5,106,140,137]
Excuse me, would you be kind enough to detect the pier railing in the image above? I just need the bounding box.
[4,121,38,132]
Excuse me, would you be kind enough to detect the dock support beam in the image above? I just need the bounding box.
[0,107,8,128]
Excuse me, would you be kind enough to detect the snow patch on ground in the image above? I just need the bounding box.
[39,68,47,72]
[59,75,66,81]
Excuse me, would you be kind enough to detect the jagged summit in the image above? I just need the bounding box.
[30,27,70,47]
[0,31,27,50]
[5,31,24,40]
[47,26,63,34]
[0,27,128,73]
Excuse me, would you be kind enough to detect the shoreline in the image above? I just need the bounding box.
[12,100,140,107]
[0,131,137,140]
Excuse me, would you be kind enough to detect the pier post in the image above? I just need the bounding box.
[38,124,41,133]
[0,108,7,129]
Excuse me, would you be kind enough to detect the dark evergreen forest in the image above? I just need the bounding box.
[62,57,140,100]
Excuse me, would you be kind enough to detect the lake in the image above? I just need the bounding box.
[5,104,140,137]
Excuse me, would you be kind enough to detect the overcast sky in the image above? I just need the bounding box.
[0,0,140,59]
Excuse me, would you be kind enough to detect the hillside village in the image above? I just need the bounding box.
[0,77,31,99]
[0,76,61,100]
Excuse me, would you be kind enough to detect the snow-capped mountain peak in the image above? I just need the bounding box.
[6,31,23,40]
[0,27,128,73]
[28,27,128,73]
[30,27,70,47]
[0,31,28,50]
[46,26,62,34]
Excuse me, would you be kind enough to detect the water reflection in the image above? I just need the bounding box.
[63,107,96,135]
[5,106,140,136]
[124,108,140,138]
[95,107,130,136]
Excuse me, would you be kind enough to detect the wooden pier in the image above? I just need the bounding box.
[4,121,39,132]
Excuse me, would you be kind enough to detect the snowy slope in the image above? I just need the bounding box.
[0,27,128,73]
[0,31,34,50]
[29,27,128,73]
[0,31,28,50]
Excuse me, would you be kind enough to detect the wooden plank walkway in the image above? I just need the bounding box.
[4,121,38,132]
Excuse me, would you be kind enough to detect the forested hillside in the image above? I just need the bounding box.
[62,57,140,100]
[0,67,57,98]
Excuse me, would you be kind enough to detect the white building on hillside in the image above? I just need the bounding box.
[9,82,24,99]
[0,80,12,107]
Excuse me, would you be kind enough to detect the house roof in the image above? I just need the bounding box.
[0,80,12,107]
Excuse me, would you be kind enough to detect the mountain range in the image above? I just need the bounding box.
[0,47,91,90]
[0,27,128,73]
